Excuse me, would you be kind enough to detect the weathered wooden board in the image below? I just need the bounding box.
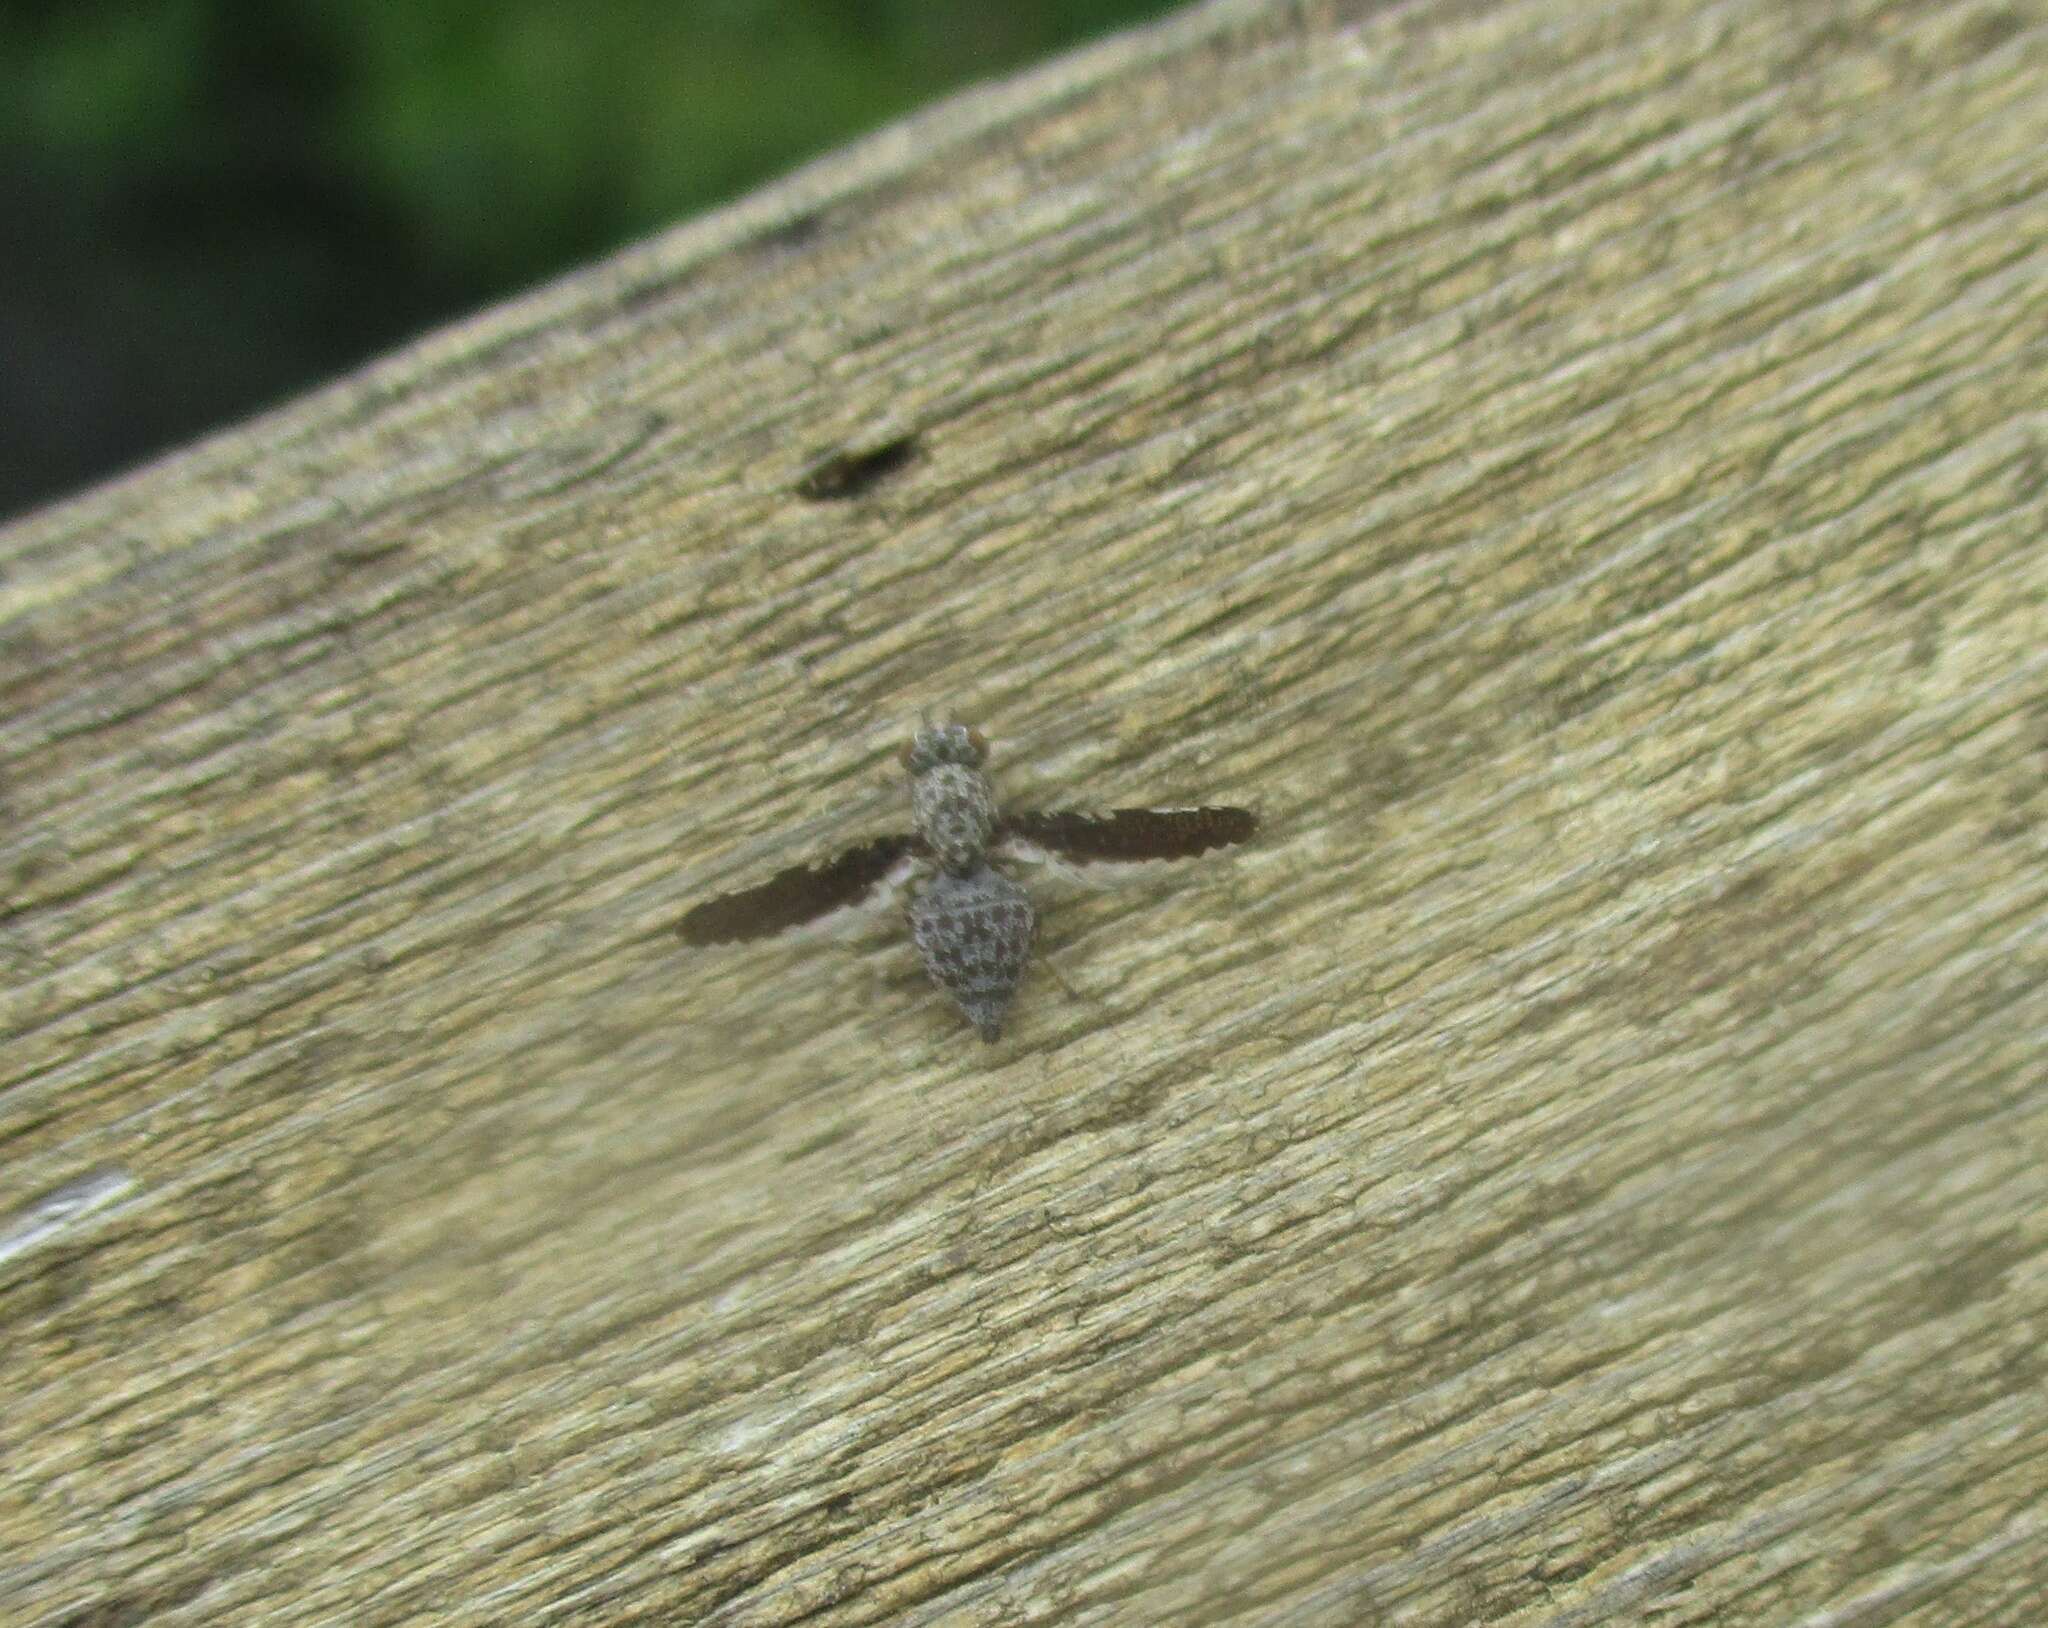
[5,0,2047,1621]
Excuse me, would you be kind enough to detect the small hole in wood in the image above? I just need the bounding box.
[756,210,825,252]
[795,435,920,501]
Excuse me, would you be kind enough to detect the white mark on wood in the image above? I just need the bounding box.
[0,1166,139,1268]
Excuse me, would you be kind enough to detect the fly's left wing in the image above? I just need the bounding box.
[678,834,918,945]
[999,807,1256,864]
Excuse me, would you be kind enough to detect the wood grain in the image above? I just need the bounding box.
[5,0,2048,1621]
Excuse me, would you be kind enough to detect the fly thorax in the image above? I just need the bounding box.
[912,762,996,873]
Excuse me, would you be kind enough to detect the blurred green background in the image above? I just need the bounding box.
[2,0,1185,521]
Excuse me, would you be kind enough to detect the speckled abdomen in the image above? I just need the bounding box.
[909,866,1036,1041]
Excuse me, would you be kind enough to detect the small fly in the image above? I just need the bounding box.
[678,722,1257,1040]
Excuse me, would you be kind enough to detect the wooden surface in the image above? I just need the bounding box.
[5,0,2048,1621]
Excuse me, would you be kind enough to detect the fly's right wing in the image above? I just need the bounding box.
[999,807,1256,864]
[678,834,919,945]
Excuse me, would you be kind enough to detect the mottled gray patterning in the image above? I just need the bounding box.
[897,723,1034,1040]
[678,721,1256,1041]
[909,866,1036,1042]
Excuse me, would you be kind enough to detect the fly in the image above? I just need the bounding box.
[679,722,1256,1040]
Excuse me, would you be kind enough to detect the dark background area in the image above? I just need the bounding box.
[2,0,1183,522]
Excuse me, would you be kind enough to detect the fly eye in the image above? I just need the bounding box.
[967,729,989,761]
[899,739,917,769]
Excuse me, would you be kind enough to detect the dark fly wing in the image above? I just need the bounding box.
[678,834,916,944]
[1001,807,1256,863]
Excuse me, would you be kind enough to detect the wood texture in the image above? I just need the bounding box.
[5,0,2048,1621]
